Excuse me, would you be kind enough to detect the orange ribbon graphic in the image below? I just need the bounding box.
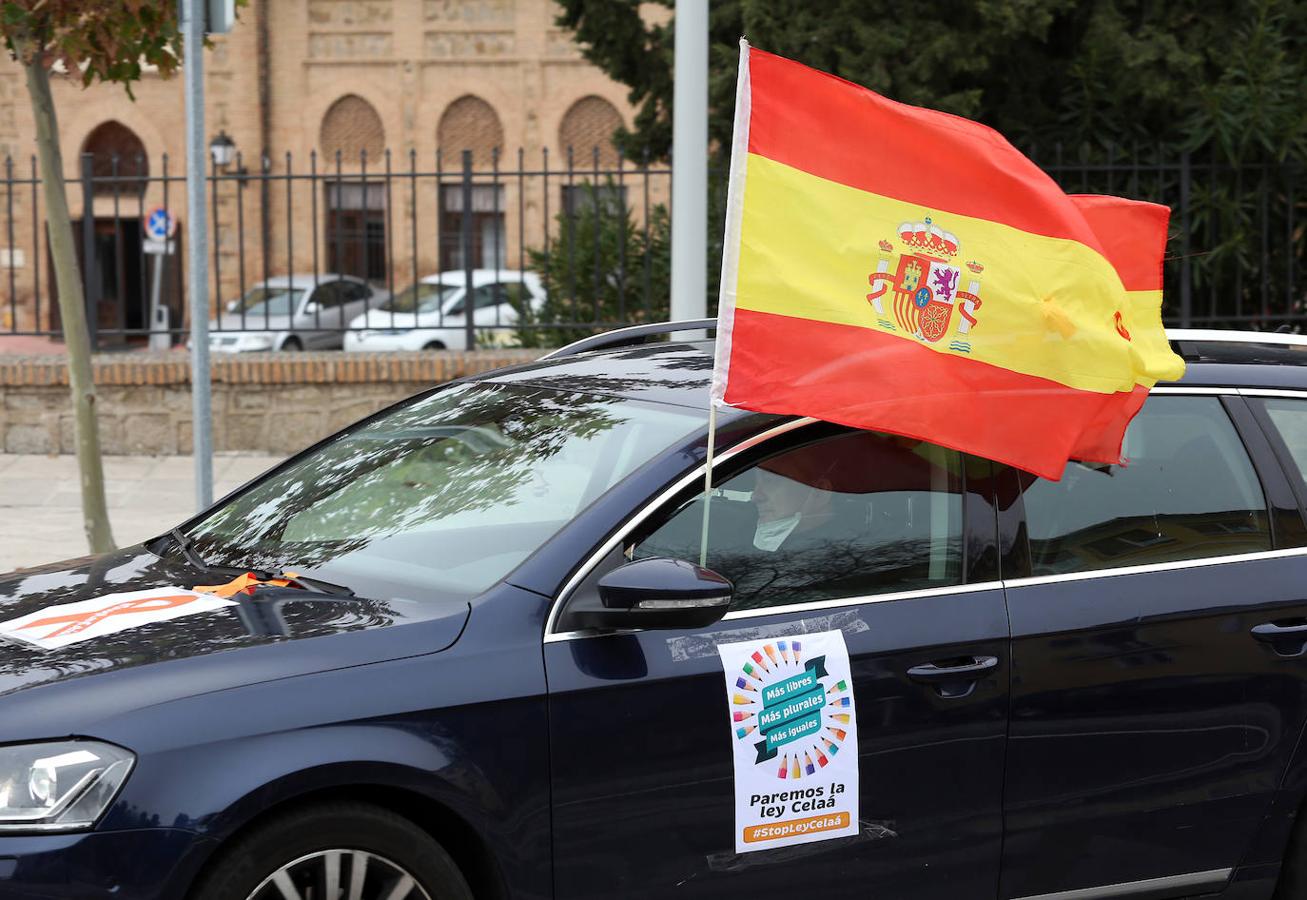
[16,594,199,639]
[193,571,303,598]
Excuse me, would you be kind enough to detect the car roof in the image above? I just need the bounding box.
[480,330,1307,413]
[482,339,726,413]
[1168,333,1307,391]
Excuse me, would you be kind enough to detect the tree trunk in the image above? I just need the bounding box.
[22,57,115,554]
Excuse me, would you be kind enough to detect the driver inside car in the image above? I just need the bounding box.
[750,459,843,552]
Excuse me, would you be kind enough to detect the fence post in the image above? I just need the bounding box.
[79,153,98,350]
[461,149,476,351]
[1180,149,1193,327]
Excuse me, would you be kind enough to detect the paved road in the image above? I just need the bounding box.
[0,453,284,571]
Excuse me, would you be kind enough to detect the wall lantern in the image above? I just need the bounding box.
[209,131,237,170]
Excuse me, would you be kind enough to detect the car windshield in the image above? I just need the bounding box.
[230,286,305,317]
[383,282,461,315]
[181,382,701,599]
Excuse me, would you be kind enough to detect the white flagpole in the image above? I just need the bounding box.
[700,39,751,569]
[699,402,718,567]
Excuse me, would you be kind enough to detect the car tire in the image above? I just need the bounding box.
[189,802,474,900]
[281,337,303,352]
[422,341,446,351]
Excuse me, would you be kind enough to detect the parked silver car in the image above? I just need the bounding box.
[206,274,386,352]
[343,270,547,352]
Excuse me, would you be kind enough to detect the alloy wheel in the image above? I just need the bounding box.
[244,849,434,900]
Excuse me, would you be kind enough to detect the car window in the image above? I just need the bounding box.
[1021,396,1270,576]
[496,283,532,308]
[446,285,500,316]
[342,281,371,302]
[383,282,460,315]
[632,430,964,611]
[230,287,305,317]
[183,383,701,600]
[314,282,346,308]
[1257,398,1307,486]
[476,286,504,309]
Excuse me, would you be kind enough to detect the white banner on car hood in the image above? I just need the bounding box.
[0,588,236,650]
[718,629,859,853]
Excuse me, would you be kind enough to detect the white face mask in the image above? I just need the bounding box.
[753,514,801,551]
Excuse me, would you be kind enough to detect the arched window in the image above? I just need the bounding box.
[557,97,626,223]
[437,96,504,168]
[319,94,385,164]
[80,121,148,195]
[320,96,387,280]
[558,96,622,167]
[436,96,506,269]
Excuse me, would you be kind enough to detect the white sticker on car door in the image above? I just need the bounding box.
[717,629,859,853]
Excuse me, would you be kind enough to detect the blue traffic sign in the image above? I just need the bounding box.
[145,207,174,242]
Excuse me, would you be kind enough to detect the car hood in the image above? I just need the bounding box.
[0,547,470,730]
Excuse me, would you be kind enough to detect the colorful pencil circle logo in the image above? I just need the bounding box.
[730,639,851,780]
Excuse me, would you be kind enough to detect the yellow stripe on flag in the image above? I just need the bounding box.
[737,154,1183,395]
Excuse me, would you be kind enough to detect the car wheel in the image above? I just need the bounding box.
[422,341,446,351]
[281,337,303,351]
[190,802,473,900]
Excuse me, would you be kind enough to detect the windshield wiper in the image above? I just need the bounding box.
[171,528,212,572]
[285,572,356,598]
[167,529,355,598]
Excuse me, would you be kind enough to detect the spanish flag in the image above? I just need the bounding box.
[712,43,1186,480]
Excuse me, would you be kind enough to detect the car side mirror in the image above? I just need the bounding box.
[303,301,321,315]
[570,557,733,631]
[225,300,238,313]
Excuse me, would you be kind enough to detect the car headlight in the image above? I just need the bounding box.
[0,740,134,832]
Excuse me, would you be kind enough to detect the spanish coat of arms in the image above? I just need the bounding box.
[867,217,983,351]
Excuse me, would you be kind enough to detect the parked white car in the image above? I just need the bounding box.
[343,270,546,352]
[204,274,387,352]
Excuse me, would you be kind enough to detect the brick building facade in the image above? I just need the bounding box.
[0,0,654,338]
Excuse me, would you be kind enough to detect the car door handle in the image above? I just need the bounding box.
[1252,620,1307,655]
[906,656,998,699]
[906,656,999,683]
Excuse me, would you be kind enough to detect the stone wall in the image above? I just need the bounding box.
[0,350,539,456]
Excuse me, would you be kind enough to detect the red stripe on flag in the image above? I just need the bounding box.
[746,49,1104,251]
[1070,195,1170,291]
[722,309,1149,481]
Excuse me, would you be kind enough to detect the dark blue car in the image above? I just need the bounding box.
[6,324,1307,900]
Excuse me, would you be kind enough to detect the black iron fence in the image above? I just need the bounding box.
[1035,143,1304,329]
[0,144,1301,350]
[0,147,673,350]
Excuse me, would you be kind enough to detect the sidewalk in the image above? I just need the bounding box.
[0,453,284,572]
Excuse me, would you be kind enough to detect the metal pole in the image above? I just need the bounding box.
[670,0,708,325]
[79,153,98,351]
[461,149,476,351]
[183,0,213,509]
